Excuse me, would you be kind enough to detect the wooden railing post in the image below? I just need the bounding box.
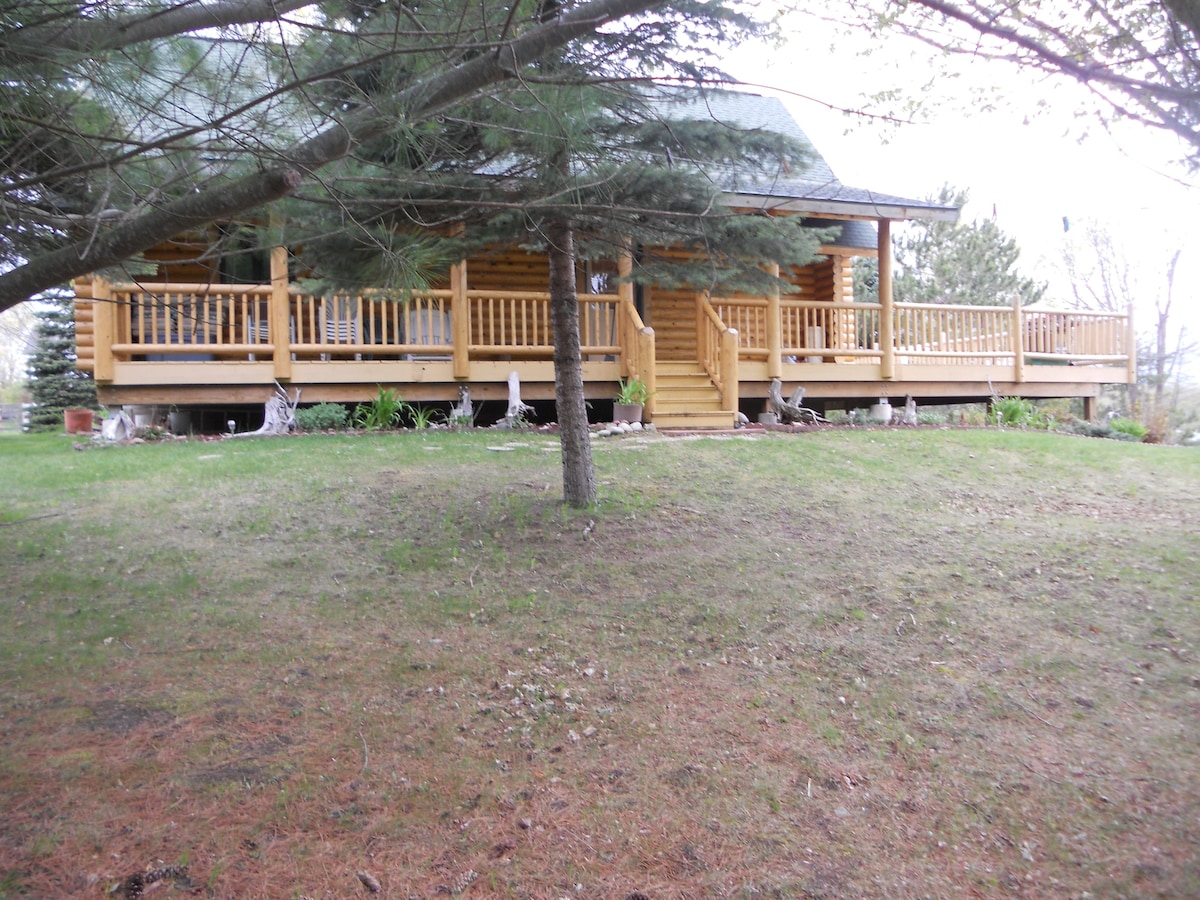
[1126,301,1137,384]
[638,325,656,418]
[694,291,706,362]
[618,243,635,377]
[451,259,470,378]
[766,263,782,379]
[878,219,895,379]
[92,277,115,383]
[270,245,292,380]
[721,327,739,413]
[1013,295,1025,383]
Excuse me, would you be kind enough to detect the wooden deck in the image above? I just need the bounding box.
[75,277,1134,423]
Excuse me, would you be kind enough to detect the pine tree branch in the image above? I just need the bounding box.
[1,0,318,62]
[0,0,668,313]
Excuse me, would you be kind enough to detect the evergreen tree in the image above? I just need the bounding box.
[280,2,829,507]
[287,78,829,506]
[855,186,1045,307]
[26,292,96,431]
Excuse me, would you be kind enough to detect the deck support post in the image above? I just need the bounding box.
[767,262,782,380]
[92,277,115,383]
[878,219,895,380]
[270,244,292,381]
[1083,395,1098,422]
[1125,301,1137,386]
[451,258,470,379]
[1013,295,1025,384]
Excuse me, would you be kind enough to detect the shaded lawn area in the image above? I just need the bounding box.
[1,428,1198,898]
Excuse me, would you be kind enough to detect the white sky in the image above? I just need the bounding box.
[726,17,1200,359]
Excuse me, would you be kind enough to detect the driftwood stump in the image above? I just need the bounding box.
[232,382,300,437]
[450,385,474,424]
[767,378,827,425]
[502,371,533,426]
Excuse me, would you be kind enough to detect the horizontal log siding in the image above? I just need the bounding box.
[74,279,95,369]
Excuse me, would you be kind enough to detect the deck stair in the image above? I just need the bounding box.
[648,361,736,430]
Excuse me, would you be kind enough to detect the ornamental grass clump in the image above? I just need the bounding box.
[354,386,404,430]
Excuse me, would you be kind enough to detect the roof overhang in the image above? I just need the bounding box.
[724,192,960,223]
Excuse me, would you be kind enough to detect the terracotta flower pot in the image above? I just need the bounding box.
[64,408,94,434]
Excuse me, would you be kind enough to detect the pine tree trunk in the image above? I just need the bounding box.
[547,217,596,507]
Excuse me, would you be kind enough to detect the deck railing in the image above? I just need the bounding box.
[108,283,274,357]
[101,282,622,362]
[90,281,1131,393]
[465,291,620,356]
[710,297,1130,370]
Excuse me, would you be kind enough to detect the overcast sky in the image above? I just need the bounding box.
[726,16,1200,357]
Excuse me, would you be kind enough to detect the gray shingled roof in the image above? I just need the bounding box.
[651,88,959,225]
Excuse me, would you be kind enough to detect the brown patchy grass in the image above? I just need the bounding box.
[1,428,1198,898]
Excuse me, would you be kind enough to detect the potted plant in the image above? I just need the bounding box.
[63,407,95,434]
[613,377,651,423]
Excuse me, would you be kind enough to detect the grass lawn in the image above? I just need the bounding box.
[1,427,1198,898]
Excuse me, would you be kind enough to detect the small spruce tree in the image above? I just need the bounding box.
[26,292,97,431]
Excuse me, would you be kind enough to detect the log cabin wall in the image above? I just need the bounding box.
[647,286,700,361]
[143,234,220,284]
[467,248,550,293]
[74,277,95,371]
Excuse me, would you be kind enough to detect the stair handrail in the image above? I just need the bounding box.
[620,296,656,417]
[698,292,739,412]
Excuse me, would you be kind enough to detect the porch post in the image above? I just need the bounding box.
[767,262,782,379]
[1125,301,1137,385]
[618,242,635,378]
[639,325,657,418]
[92,277,115,383]
[1013,294,1025,383]
[878,219,895,380]
[270,244,292,381]
[451,258,469,379]
[721,327,739,414]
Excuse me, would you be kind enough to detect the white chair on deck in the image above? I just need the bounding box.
[406,305,451,361]
[247,307,296,361]
[322,299,361,360]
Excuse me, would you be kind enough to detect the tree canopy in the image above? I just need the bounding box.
[822,0,1200,166]
[0,0,716,311]
[856,185,1044,307]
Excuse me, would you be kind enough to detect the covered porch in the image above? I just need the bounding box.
[75,240,1134,425]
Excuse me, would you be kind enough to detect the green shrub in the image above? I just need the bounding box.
[1061,420,1112,439]
[1108,417,1149,441]
[295,403,349,431]
[354,386,404,430]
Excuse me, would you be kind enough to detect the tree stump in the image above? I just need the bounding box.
[232,382,300,437]
[767,378,827,425]
[502,371,533,426]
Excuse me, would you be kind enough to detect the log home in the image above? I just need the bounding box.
[74,92,1133,427]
